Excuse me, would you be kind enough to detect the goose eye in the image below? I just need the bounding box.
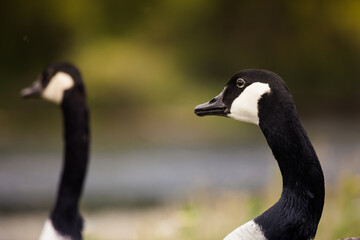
[236,78,246,88]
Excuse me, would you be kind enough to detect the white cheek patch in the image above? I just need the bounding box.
[42,72,74,104]
[228,82,271,125]
[223,220,266,240]
[39,219,71,240]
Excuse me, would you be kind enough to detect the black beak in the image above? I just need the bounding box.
[194,90,228,117]
[20,80,42,99]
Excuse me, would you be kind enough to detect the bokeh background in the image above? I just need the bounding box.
[1,1,360,239]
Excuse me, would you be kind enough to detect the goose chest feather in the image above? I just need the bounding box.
[195,69,325,240]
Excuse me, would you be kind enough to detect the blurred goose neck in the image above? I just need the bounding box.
[51,90,89,238]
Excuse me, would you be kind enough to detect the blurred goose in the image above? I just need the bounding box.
[194,69,325,240]
[21,62,90,240]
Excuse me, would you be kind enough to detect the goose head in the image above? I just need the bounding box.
[194,69,295,126]
[21,62,84,104]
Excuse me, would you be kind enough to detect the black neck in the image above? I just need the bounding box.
[51,89,89,239]
[256,110,325,240]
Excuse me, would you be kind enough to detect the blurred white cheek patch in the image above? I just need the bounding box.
[42,72,74,104]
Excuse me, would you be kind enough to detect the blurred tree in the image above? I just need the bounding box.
[0,0,359,114]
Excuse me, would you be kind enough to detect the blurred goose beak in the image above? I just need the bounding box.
[20,80,42,99]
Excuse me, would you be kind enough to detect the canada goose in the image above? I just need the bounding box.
[21,62,90,240]
[194,69,325,240]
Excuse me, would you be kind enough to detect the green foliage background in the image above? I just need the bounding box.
[1,0,360,149]
[1,0,360,112]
